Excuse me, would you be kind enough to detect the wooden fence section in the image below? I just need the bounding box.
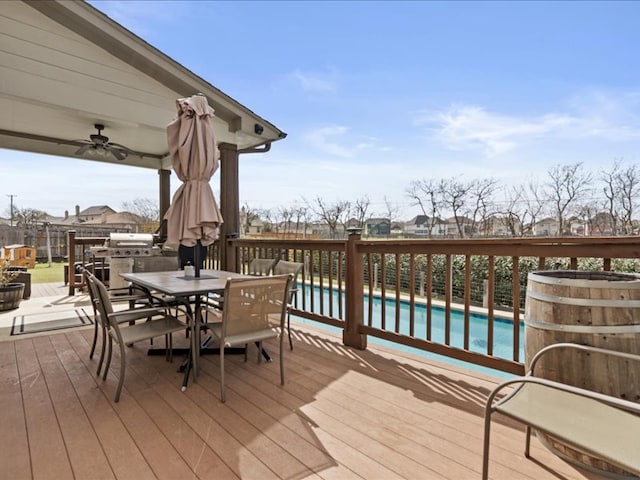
[230,235,640,375]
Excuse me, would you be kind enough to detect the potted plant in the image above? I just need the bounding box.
[0,261,25,311]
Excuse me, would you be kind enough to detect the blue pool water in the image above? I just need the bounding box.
[297,286,524,379]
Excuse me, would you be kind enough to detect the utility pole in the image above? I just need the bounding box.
[6,194,16,227]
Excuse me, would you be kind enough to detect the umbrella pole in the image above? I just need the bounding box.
[194,240,201,278]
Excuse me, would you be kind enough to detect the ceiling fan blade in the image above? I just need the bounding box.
[108,147,127,161]
[75,144,92,155]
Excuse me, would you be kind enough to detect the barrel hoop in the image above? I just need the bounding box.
[528,273,640,289]
[526,289,640,308]
[524,317,640,334]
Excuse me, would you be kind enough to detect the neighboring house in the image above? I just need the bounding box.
[77,205,116,223]
[404,215,445,237]
[444,216,474,237]
[532,217,559,236]
[586,212,616,236]
[244,218,265,236]
[308,221,332,239]
[83,211,144,232]
[277,219,309,238]
[390,222,405,237]
[364,217,391,237]
[479,215,522,237]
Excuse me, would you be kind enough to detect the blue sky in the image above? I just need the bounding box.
[3,1,640,220]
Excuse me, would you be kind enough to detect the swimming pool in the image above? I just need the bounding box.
[297,285,524,379]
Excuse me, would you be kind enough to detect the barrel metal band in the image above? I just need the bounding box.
[524,317,640,334]
[526,290,640,308]
[528,273,640,289]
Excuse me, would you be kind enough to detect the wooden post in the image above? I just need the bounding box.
[343,228,367,349]
[219,142,239,272]
[67,230,76,296]
[158,168,171,241]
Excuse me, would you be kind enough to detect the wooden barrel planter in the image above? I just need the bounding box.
[0,283,25,311]
[524,270,640,477]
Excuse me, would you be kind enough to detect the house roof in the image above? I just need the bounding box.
[0,1,286,171]
[83,211,143,225]
[406,215,430,225]
[79,205,115,217]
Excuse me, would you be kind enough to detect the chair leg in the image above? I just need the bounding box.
[482,409,492,480]
[97,324,107,376]
[525,426,532,458]
[220,346,226,403]
[89,319,99,359]
[280,331,285,386]
[103,336,113,381]
[114,341,126,402]
[287,310,293,350]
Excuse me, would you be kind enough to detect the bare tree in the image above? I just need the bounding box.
[521,180,547,235]
[351,195,371,227]
[439,176,471,237]
[615,162,640,234]
[308,196,350,239]
[600,161,621,234]
[240,202,262,235]
[121,198,159,222]
[545,163,593,235]
[500,185,525,237]
[382,196,400,224]
[259,208,275,233]
[13,206,48,228]
[278,206,295,238]
[405,179,442,237]
[291,203,309,239]
[467,178,498,236]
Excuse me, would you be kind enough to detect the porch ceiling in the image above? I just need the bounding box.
[0,1,286,170]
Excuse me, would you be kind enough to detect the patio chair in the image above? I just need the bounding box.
[273,260,303,350]
[82,267,152,375]
[482,342,640,479]
[206,257,275,319]
[248,258,276,276]
[203,274,293,402]
[89,275,191,402]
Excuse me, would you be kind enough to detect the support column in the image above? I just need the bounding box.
[158,169,171,241]
[219,142,239,271]
[67,230,76,296]
[343,228,367,349]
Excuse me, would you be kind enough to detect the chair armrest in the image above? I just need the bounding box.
[488,376,640,415]
[528,342,640,376]
[108,307,168,324]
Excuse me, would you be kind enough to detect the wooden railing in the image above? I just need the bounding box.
[230,234,640,375]
[67,230,109,295]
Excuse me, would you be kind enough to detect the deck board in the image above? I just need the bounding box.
[0,299,610,480]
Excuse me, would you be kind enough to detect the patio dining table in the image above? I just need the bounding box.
[119,269,251,388]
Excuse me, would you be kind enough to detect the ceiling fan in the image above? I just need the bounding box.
[74,124,132,161]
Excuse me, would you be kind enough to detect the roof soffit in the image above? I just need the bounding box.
[25,0,285,143]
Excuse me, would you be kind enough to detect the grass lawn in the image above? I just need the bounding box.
[29,262,66,284]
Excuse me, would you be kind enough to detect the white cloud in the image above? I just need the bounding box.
[290,68,339,93]
[418,105,578,156]
[419,92,640,157]
[304,125,377,158]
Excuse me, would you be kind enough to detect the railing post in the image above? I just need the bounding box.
[343,227,367,350]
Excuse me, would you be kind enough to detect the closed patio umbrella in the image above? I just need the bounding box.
[164,94,223,277]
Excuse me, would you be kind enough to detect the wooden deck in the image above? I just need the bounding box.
[0,284,608,479]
